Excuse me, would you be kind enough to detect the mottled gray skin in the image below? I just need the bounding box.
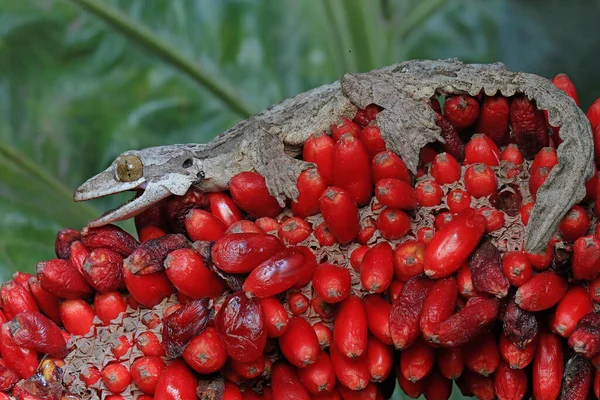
[75,59,594,253]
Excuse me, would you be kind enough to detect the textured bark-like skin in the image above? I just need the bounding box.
[76,59,594,254]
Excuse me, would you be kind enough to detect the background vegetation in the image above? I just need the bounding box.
[1,0,600,398]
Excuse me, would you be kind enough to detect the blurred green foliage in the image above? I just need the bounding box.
[2,0,600,398]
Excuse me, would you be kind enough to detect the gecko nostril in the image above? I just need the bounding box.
[182,158,193,168]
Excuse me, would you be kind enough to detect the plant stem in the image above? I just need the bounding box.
[398,0,447,40]
[68,0,256,118]
[0,142,98,220]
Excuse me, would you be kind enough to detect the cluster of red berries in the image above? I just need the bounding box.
[0,73,599,400]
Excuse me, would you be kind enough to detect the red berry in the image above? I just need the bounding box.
[376,208,411,240]
[312,322,333,349]
[206,192,243,227]
[292,169,327,218]
[363,295,392,346]
[533,332,563,400]
[165,248,226,298]
[374,178,416,210]
[443,95,480,130]
[464,134,500,166]
[392,240,425,282]
[154,360,198,400]
[446,189,472,214]
[552,286,593,338]
[260,297,289,338]
[572,235,600,281]
[475,95,510,145]
[359,124,386,158]
[431,153,461,185]
[552,73,579,105]
[501,251,532,287]
[334,296,368,358]
[319,187,360,245]
[559,205,591,242]
[278,217,312,245]
[288,291,309,315]
[279,317,320,367]
[297,351,336,394]
[135,331,165,357]
[415,180,443,207]
[331,117,361,141]
[230,171,283,218]
[464,163,497,198]
[130,357,166,395]
[500,144,524,165]
[360,242,393,293]
[215,291,266,362]
[424,210,486,279]
[59,299,94,336]
[185,209,226,241]
[312,263,351,304]
[331,133,373,206]
[314,222,336,247]
[371,151,411,184]
[102,363,131,394]
[303,133,335,184]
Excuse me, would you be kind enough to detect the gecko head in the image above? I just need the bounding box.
[74,145,204,227]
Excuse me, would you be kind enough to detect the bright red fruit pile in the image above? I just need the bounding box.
[1,73,600,400]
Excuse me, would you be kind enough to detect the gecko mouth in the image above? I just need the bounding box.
[85,182,172,228]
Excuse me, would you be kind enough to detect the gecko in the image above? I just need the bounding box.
[73,59,594,253]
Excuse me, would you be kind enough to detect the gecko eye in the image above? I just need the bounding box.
[115,154,143,182]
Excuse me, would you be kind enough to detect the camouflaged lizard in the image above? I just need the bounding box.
[74,59,594,253]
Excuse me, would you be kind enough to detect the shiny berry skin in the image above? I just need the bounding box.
[350,246,369,272]
[501,251,532,287]
[393,240,425,282]
[215,291,266,362]
[206,192,243,227]
[572,235,600,281]
[443,95,480,130]
[102,363,132,394]
[359,124,386,158]
[434,212,453,231]
[431,153,461,185]
[312,263,351,304]
[303,133,335,184]
[558,205,591,243]
[376,208,411,240]
[464,134,500,166]
[278,217,312,245]
[292,169,327,218]
[416,226,435,245]
[319,187,360,245]
[551,286,593,338]
[375,178,416,210]
[464,163,497,198]
[130,357,166,395]
[314,222,337,247]
[259,297,289,338]
[519,202,534,225]
[360,242,394,293]
[165,248,226,299]
[424,210,486,279]
[288,292,309,315]
[331,133,373,206]
[446,189,471,213]
[500,144,524,165]
[371,150,411,184]
[332,117,361,141]
[415,180,443,207]
[279,317,320,367]
[185,209,226,242]
[478,207,505,233]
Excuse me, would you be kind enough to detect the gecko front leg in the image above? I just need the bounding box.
[242,125,313,206]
